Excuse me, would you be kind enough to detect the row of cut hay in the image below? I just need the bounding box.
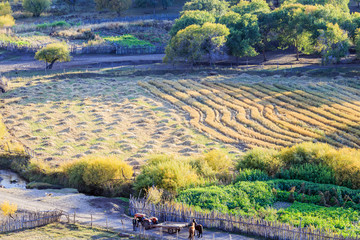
[259,83,360,133]
[238,84,355,148]
[139,81,235,143]
[213,82,321,140]
[251,84,360,148]
[274,84,360,121]
[208,81,313,141]
[163,80,277,148]
[179,79,294,146]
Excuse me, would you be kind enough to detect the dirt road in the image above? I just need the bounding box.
[0,188,258,240]
[0,53,165,74]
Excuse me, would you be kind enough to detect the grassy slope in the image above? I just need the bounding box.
[0,223,131,239]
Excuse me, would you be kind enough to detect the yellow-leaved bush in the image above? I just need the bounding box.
[1,201,17,217]
[63,155,133,195]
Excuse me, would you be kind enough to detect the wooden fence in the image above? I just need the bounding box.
[0,210,63,233]
[0,41,165,55]
[129,198,359,240]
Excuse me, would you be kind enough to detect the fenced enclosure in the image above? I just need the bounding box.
[129,197,359,240]
[0,210,63,233]
[0,41,166,55]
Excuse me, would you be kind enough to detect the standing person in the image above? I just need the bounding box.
[133,217,137,231]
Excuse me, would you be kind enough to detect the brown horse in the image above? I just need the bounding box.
[192,219,203,238]
[188,222,196,239]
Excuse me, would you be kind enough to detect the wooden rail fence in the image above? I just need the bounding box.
[129,198,359,240]
[0,210,63,233]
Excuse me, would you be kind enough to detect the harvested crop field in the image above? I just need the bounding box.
[1,74,234,168]
[141,73,360,149]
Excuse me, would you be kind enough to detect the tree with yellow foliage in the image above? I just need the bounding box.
[1,201,17,218]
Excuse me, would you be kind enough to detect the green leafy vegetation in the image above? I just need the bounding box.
[35,42,71,69]
[22,0,51,17]
[103,34,154,47]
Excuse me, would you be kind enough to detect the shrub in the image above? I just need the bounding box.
[237,148,281,176]
[22,0,51,17]
[177,181,275,213]
[0,2,14,27]
[35,42,71,69]
[134,154,201,195]
[103,34,153,47]
[36,21,70,29]
[278,202,360,236]
[146,186,163,204]
[0,2,12,16]
[277,163,336,185]
[63,155,133,195]
[235,169,270,182]
[1,201,17,217]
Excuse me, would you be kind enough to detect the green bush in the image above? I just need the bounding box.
[241,142,360,189]
[237,148,281,176]
[278,202,360,236]
[235,169,270,182]
[22,0,51,17]
[134,155,202,195]
[103,34,153,47]
[277,163,336,185]
[267,179,360,203]
[177,181,275,213]
[36,21,70,29]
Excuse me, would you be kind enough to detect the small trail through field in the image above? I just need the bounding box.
[0,53,165,73]
[0,188,258,240]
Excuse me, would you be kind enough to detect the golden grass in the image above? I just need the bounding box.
[141,76,360,149]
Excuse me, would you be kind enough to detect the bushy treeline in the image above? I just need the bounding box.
[165,0,360,65]
[239,142,360,189]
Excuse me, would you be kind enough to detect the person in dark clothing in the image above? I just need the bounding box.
[133,217,137,231]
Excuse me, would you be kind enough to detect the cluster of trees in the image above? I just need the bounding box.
[165,0,360,65]
[0,2,14,27]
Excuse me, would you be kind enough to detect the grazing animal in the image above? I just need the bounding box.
[192,219,203,238]
[188,222,195,240]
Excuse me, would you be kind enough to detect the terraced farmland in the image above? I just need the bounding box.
[140,76,360,149]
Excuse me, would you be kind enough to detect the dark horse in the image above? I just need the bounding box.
[192,219,203,238]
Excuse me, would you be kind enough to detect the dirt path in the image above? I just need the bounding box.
[0,53,165,74]
[0,188,259,240]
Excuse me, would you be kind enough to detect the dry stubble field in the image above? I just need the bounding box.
[0,74,236,169]
[3,71,360,169]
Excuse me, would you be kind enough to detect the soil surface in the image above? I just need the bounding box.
[0,188,260,239]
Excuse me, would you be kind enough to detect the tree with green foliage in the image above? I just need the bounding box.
[94,0,131,15]
[231,0,270,16]
[170,10,216,37]
[219,11,261,61]
[316,22,349,64]
[273,4,316,61]
[355,28,360,59]
[0,2,14,27]
[291,0,349,13]
[183,0,229,17]
[35,43,71,69]
[22,0,51,17]
[165,22,229,66]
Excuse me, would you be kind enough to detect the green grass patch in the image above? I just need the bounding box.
[103,34,154,47]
